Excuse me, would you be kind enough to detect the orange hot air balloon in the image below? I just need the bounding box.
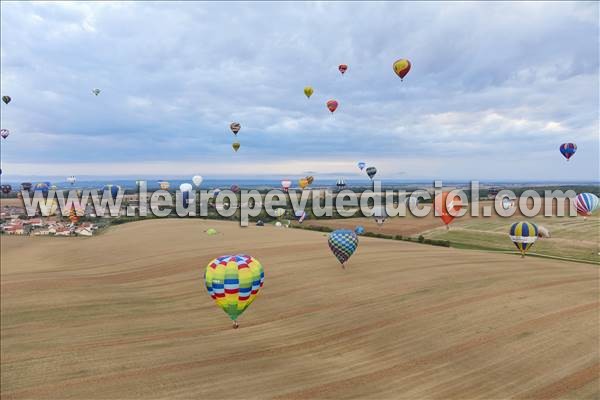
[393,59,411,81]
[298,178,309,189]
[338,64,348,75]
[434,191,465,229]
[326,100,338,113]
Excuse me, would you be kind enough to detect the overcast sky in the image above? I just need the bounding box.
[1,1,598,181]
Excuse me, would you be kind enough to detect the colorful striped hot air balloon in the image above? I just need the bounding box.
[1,129,9,139]
[393,59,411,81]
[509,221,538,257]
[575,193,599,217]
[559,143,577,161]
[69,206,79,224]
[205,255,264,328]
[328,229,359,268]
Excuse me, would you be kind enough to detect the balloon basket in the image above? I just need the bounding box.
[232,321,239,329]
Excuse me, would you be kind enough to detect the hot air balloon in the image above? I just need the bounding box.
[306,176,314,185]
[205,254,264,328]
[298,178,309,190]
[372,205,387,226]
[206,228,218,236]
[328,229,358,268]
[435,192,465,229]
[230,122,241,135]
[357,162,366,171]
[232,142,240,152]
[281,179,292,193]
[102,184,121,200]
[295,210,306,223]
[2,96,11,104]
[33,182,49,196]
[366,166,377,180]
[230,185,240,193]
[213,188,222,197]
[1,129,9,139]
[1,185,12,194]
[158,181,170,190]
[336,178,346,189]
[304,86,314,98]
[502,197,513,210]
[192,175,203,187]
[92,89,101,96]
[275,221,282,227]
[559,143,577,161]
[393,59,411,81]
[326,100,338,113]
[575,193,599,217]
[20,182,32,192]
[69,206,79,224]
[509,221,538,257]
[354,226,365,235]
[67,176,76,185]
[338,64,348,75]
[180,183,193,207]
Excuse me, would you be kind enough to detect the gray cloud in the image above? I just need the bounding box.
[0,1,598,181]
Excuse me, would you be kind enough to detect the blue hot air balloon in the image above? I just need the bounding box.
[559,143,577,161]
[357,161,366,171]
[328,229,359,268]
[102,185,121,200]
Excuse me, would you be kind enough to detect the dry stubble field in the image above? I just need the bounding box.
[1,219,599,399]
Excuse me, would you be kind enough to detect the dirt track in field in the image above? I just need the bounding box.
[1,219,598,399]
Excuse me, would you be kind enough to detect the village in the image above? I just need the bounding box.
[0,204,100,237]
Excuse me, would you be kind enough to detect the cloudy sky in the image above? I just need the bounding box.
[1,1,598,181]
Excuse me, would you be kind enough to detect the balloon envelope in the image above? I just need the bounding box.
[180,183,193,192]
[328,229,359,265]
[357,162,366,171]
[192,175,203,187]
[366,166,377,179]
[509,222,538,256]
[326,100,338,113]
[230,122,241,135]
[158,181,170,190]
[435,192,464,226]
[232,142,240,152]
[354,226,365,235]
[281,180,292,192]
[1,129,9,139]
[2,96,11,105]
[393,59,411,80]
[206,228,218,236]
[338,64,348,75]
[576,193,599,216]
[205,255,264,324]
[298,178,309,189]
[92,89,101,96]
[304,86,314,98]
[559,143,577,161]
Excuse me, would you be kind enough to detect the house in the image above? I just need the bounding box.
[75,228,93,237]
[4,226,24,235]
[54,228,71,236]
